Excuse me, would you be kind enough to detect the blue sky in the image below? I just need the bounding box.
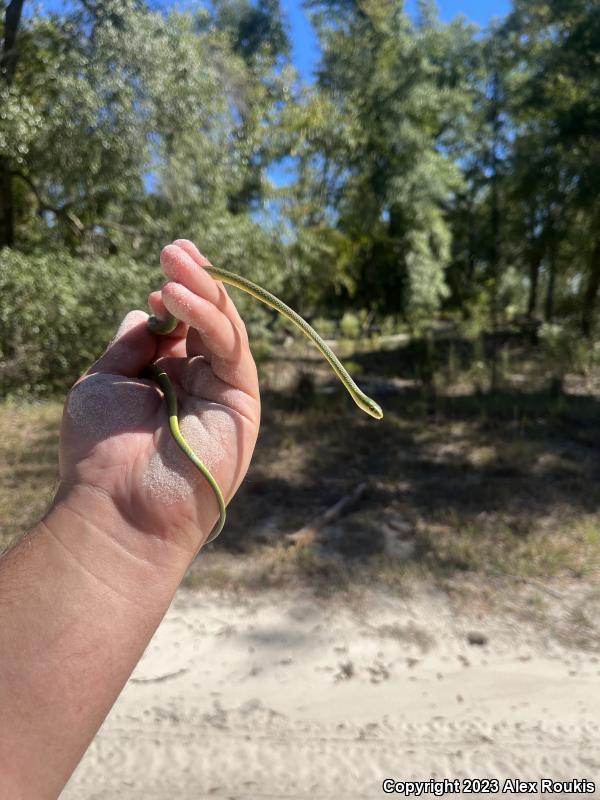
[284,0,512,81]
[39,1,512,81]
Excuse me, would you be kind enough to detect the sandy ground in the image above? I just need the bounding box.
[60,585,600,800]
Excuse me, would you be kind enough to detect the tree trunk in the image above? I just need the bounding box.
[544,251,556,322]
[2,1,24,84]
[527,250,541,319]
[0,158,14,247]
[467,192,476,282]
[582,237,600,338]
[0,0,26,249]
[544,213,557,324]
[488,67,502,392]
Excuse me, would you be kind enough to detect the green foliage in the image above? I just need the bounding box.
[497,265,528,322]
[1,0,600,398]
[0,249,158,396]
[282,0,474,318]
[538,322,600,381]
[311,316,336,339]
[0,85,43,161]
[339,311,361,340]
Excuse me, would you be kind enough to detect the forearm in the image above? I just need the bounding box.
[0,486,191,800]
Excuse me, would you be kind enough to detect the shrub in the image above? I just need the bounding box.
[0,249,160,396]
[339,311,361,340]
[311,316,336,339]
[537,322,600,392]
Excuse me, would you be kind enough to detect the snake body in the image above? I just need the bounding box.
[141,363,227,543]
[146,263,383,543]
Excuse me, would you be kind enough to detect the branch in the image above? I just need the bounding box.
[1,0,25,87]
[284,482,369,549]
[12,171,85,236]
[78,0,99,15]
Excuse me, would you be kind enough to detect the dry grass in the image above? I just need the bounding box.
[0,400,61,550]
[2,339,599,603]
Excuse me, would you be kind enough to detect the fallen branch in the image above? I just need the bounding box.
[284,481,369,549]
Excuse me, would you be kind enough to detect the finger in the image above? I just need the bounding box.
[187,327,215,362]
[148,291,188,339]
[88,310,156,377]
[161,282,258,393]
[151,287,216,361]
[173,238,248,333]
[148,291,189,359]
[161,281,240,361]
[162,242,248,339]
[171,239,212,268]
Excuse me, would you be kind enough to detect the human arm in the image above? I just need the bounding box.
[0,240,260,799]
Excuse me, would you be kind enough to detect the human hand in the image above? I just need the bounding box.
[57,239,260,561]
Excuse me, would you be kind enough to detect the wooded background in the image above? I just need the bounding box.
[1,0,599,394]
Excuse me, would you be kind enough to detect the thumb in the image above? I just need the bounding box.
[88,310,157,378]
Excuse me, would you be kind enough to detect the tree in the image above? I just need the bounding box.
[505,0,600,335]
[0,0,26,247]
[284,0,478,322]
[0,0,289,273]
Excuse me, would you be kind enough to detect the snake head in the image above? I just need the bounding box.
[360,395,384,419]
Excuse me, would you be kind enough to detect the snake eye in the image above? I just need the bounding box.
[370,402,384,420]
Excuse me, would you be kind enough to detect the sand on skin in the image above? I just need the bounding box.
[61,586,600,800]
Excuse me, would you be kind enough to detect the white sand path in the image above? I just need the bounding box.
[61,586,600,799]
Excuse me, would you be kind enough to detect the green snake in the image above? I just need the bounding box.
[144,263,383,543]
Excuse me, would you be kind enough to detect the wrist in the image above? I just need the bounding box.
[43,483,192,607]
